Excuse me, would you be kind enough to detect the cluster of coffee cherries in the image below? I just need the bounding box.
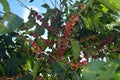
[70,61,88,70]
[1,73,22,80]
[42,38,56,48]
[30,39,43,54]
[32,10,57,35]
[56,14,79,59]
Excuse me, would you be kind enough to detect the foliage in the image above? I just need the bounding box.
[0,0,120,80]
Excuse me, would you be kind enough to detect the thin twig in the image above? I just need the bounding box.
[55,0,56,7]
[50,0,56,8]
[60,0,67,11]
[17,0,30,10]
[50,0,60,9]
[55,0,60,8]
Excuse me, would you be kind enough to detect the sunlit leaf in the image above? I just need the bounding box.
[110,0,120,10]
[98,0,120,11]
[0,0,10,14]
[23,59,31,71]
[32,59,41,80]
[114,72,120,80]
[100,4,109,13]
[92,14,99,29]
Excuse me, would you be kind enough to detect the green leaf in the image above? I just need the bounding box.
[82,60,120,80]
[4,57,26,73]
[0,22,8,34]
[0,43,5,55]
[70,38,80,61]
[98,0,120,11]
[1,13,23,34]
[110,0,120,10]
[87,17,93,29]
[81,15,91,30]
[23,59,31,71]
[3,34,14,46]
[41,4,50,9]
[24,41,31,49]
[0,0,10,13]
[0,64,5,75]
[32,59,41,80]
[35,25,45,36]
[24,17,36,29]
[50,62,66,80]
[114,72,120,80]
[36,39,47,50]
[42,8,55,21]
[50,62,61,74]
[24,10,36,29]
[92,14,99,29]
[7,13,23,31]
[100,4,109,13]
[82,60,105,80]
[97,60,120,80]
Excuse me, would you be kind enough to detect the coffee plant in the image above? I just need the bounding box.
[0,0,120,80]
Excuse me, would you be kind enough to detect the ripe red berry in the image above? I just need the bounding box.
[36,15,41,20]
[2,76,7,80]
[78,3,84,9]
[32,11,38,17]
